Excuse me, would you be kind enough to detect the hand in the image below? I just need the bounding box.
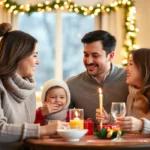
[41,102,60,116]
[40,120,70,136]
[96,108,110,124]
[116,116,144,132]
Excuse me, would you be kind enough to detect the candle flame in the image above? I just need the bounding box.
[75,110,79,117]
[99,88,102,94]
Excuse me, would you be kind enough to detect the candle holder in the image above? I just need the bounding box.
[69,109,84,129]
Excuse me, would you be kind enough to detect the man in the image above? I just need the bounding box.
[66,30,128,125]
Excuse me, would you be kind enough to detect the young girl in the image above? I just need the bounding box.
[96,48,150,133]
[35,79,70,125]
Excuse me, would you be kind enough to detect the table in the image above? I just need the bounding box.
[25,133,150,150]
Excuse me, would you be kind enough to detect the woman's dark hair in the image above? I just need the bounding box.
[130,48,150,94]
[81,30,116,55]
[0,23,37,78]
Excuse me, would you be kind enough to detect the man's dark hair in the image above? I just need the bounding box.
[81,30,116,55]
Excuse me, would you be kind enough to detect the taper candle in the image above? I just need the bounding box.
[99,88,103,129]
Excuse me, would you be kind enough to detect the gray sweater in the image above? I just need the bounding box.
[0,74,40,149]
[66,64,128,125]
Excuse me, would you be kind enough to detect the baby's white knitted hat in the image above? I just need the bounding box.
[41,79,70,108]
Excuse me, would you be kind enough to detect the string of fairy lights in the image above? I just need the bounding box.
[0,0,139,65]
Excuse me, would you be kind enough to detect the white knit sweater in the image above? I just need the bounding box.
[0,74,40,149]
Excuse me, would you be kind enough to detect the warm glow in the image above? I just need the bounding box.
[56,0,60,3]
[54,4,59,9]
[75,110,79,118]
[45,1,50,5]
[0,1,3,5]
[99,88,102,94]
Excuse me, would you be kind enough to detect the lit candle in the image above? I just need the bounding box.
[99,88,103,129]
[74,110,80,120]
[69,109,84,129]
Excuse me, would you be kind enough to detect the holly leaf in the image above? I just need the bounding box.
[94,128,107,139]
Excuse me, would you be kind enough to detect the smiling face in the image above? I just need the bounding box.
[45,87,67,110]
[125,54,142,88]
[83,41,114,81]
[17,44,40,78]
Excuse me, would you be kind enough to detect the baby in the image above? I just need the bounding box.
[35,79,70,125]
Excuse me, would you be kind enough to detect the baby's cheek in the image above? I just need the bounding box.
[61,103,66,109]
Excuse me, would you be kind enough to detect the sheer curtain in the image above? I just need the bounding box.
[0,6,11,23]
[100,8,125,65]
[0,5,18,30]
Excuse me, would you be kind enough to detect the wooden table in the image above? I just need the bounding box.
[25,133,150,150]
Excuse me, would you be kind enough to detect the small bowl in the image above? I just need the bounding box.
[57,129,88,142]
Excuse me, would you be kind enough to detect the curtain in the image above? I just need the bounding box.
[0,5,11,23]
[0,5,18,30]
[100,8,125,65]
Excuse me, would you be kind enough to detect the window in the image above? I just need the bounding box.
[18,11,94,90]
[62,12,94,79]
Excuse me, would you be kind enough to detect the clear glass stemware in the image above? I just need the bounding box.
[111,102,126,142]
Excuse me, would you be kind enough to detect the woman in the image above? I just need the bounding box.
[0,23,69,149]
[96,48,150,134]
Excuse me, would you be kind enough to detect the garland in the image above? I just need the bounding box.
[0,0,139,65]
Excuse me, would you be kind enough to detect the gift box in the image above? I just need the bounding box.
[84,119,94,135]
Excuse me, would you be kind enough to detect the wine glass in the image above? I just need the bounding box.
[111,102,126,142]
